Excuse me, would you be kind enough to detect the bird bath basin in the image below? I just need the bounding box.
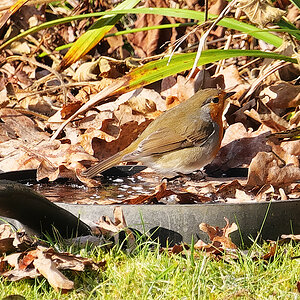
[0,168,299,246]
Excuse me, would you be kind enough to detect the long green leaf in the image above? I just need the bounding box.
[290,0,300,9]
[277,18,300,41]
[115,49,297,94]
[0,8,282,51]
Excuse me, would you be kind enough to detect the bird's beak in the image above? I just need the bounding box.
[224,91,235,99]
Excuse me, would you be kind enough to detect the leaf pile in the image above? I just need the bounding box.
[0,224,105,292]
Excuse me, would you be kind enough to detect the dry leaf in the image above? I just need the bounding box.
[217,65,249,94]
[33,249,74,291]
[261,82,300,110]
[0,245,104,291]
[244,99,288,132]
[238,0,285,28]
[123,180,173,204]
[216,180,245,199]
[196,218,238,252]
[61,102,82,119]
[92,120,151,161]
[96,207,135,249]
[267,139,299,167]
[247,151,300,188]
[206,123,271,174]
[106,27,124,54]
[255,184,276,201]
[127,0,177,57]
[0,108,49,142]
[280,234,300,241]
[0,225,36,255]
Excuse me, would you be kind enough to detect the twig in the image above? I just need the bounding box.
[187,0,238,80]
[215,34,232,74]
[50,77,127,141]
[5,55,67,103]
[242,61,289,102]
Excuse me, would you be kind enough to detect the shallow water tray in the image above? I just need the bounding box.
[0,170,299,246]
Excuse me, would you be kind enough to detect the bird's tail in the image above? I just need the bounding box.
[82,152,123,178]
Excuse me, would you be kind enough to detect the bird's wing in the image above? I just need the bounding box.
[123,122,215,160]
[184,121,215,146]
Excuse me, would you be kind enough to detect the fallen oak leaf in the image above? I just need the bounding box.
[33,248,74,292]
[280,234,300,242]
[246,151,300,188]
[261,82,300,110]
[1,251,39,281]
[194,239,223,255]
[0,224,15,239]
[199,218,237,243]
[206,123,271,175]
[244,99,288,132]
[0,266,39,282]
[267,139,299,167]
[61,102,82,119]
[169,244,189,254]
[75,168,101,187]
[0,225,16,255]
[91,119,151,162]
[252,241,277,262]
[174,192,212,204]
[238,0,285,28]
[96,207,135,249]
[0,245,104,292]
[259,241,277,261]
[216,180,245,199]
[0,225,37,255]
[123,181,211,205]
[255,184,276,202]
[1,253,22,270]
[18,250,37,270]
[122,180,173,204]
[196,218,238,252]
[0,108,49,142]
[44,248,105,271]
[160,243,193,258]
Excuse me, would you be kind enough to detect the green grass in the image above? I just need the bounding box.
[0,239,300,299]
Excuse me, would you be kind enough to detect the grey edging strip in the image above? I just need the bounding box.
[57,200,300,246]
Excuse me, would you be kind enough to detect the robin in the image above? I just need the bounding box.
[82,88,234,178]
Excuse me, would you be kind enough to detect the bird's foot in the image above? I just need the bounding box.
[162,174,183,183]
[186,170,207,182]
[162,170,206,184]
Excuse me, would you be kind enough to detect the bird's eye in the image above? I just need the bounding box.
[212,97,219,103]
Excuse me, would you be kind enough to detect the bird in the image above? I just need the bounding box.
[82,88,234,178]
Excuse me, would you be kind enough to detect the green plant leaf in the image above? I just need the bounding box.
[290,0,300,9]
[0,8,283,51]
[114,49,297,94]
[58,0,141,71]
[277,18,300,41]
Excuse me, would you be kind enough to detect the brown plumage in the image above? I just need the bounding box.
[82,88,232,178]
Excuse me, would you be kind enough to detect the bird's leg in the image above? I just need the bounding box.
[188,170,207,181]
[173,170,206,183]
[162,170,206,184]
[162,174,184,183]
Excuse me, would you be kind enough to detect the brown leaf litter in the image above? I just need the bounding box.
[0,224,105,292]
